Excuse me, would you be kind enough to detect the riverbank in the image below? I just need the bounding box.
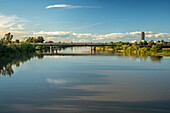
[0,42,35,57]
[96,44,170,56]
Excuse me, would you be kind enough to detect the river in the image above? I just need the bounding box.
[0,47,170,113]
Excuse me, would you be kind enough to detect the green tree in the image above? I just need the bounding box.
[132,44,139,51]
[148,40,155,45]
[143,41,148,45]
[1,32,13,44]
[14,39,20,43]
[46,41,54,43]
[150,45,161,52]
[161,39,164,44]
[37,36,44,43]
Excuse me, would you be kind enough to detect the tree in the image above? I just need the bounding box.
[1,32,13,44]
[14,39,20,43]
[150,45,161,52]
[161,39,164,45]
[132,44,139,50]
[143,41,148,45]
[37,36,44,43]
[139,42,144,45]
[25,36,44,43]
[46,41,54,43]
[148,40,155,45]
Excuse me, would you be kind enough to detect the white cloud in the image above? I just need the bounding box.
[0,15,17,28]
[0,14,27,29]
[46,37,57,40]
[127,31,141,35]
[72,33,92,38]
[146,33,170,39]
[22,31,170,42]
[154,33,170,38]
[46,4,100,9]
[46,78,67,85]
[34,31,71,37]
[72,39,90,42]
[146,34,153,38]
[0,14,27,39]
[9,24,24,30]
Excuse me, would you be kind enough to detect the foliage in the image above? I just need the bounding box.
[45,41,54,43]
[150,45,162,52]
[114,41,124,46]
[0,32,13,44]
[25,36,44,43]
[14,39,20,43]
[0,42,35,57]
[148,40,155,45]
[132,44,140,51]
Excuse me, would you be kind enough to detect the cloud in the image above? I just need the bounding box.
[46,4,100,9]
[31,31,170,42]
[0,14,17,28]
[72,39,90,42]
[146,33,170,39]
[0,14,27,39]
[34,31,71,37]
[154,33,170,38]
[9,24,24,30]
[0,14,27,29]
[72,33,92,38]
[46,78,67,85]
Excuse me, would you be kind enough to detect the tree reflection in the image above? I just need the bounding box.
[150,56,163,62]
[0,54,36,77]
[101,51,164,62]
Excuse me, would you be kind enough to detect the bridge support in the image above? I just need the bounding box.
[91,47,96,51]
[50,46,53,53]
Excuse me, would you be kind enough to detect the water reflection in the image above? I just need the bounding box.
[0,54,38,76]
[0,47,166,76]
[0,47,170,113]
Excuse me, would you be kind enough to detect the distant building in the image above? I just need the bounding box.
[141,32,145,41]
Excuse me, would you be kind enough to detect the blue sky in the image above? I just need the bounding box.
[0,0,170,42]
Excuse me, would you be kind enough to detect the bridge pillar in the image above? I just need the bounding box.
[50,46,52,53]
[91,47,93,51]
[94,47,96,51]
[91,47,96,51]
[55,49,58,53]
[103,46,105,51]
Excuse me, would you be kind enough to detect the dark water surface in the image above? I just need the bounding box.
[0,47,170,113]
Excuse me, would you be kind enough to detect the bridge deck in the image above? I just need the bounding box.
[31,43,170,48]
[35,53,113,56]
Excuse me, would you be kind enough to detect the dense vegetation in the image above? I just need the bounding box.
[97,41,170,56]
[0,33,36,57]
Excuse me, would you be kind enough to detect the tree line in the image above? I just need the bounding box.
[0,33,37,57]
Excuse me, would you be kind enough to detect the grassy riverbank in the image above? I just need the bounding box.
[96,44,170,56]
[0,42,35,57]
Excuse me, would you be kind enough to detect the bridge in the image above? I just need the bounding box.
[31,43,170,52]
[32,43,170,47]
[32,43,115,52]
[35,52,113,56]
[32,43,114,47]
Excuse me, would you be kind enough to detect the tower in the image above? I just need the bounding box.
[141,32,145,41]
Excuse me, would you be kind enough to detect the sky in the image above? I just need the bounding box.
[0,0,170,42]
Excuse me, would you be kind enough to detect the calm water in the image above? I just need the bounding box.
[0,47,170,113]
